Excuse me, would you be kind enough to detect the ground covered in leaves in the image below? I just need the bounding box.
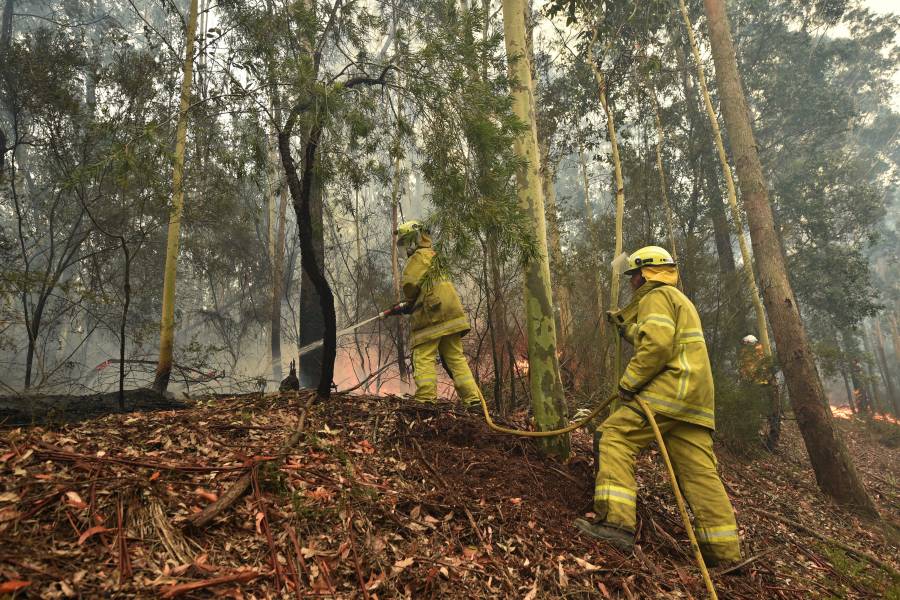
[1,391,898,598]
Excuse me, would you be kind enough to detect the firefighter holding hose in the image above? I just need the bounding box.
[385,221,482,409]
[576,246,742,566]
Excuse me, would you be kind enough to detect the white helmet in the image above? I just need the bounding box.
[741,334,759,345]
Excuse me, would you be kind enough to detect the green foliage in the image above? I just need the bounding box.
[822,547,900,599]
[713,370,768,454]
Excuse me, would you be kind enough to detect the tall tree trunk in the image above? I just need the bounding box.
[267,135,285,385]
[675,38,738,277]
[539,144,572,343]
[871,320,900,415]
[702,0,876,516]
[588,30,625,398]
[860,326,886,414]
[270,183,288,385]
[487,240,509,413]
[679,0,780,447]
[389,145,408,383]
[119,241,131,410]
[889,312,900,372]
[152,0,199,393]
[500,0,569,457]
[643,70,678,262]
[279,123,336,399]
[294,134,333,387]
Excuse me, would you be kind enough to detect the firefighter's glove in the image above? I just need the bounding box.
[606,311,627,338]
[385,301,413,317]
[618,386,636,402]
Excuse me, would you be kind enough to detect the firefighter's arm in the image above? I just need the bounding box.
[401,251,429,302]
[619,292,677,393]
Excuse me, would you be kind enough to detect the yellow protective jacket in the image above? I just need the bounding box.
[618,280,716,430]
[401,244,470,348]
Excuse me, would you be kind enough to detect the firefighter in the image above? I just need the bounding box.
[738,334,768,385]
[386,221,481,408]
[575,246,742,566]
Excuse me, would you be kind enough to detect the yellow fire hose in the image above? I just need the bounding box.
[472,387,718,599]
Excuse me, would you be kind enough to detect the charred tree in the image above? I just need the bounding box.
[278,122,335,399]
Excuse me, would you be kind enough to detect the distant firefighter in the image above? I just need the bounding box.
[386,220,481,409]
[279,360,300,392]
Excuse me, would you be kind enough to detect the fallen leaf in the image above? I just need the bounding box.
[306,487,333,503]
[64,491,87,509]
[194,487,218,503]
[0,452,15,463]
[149,471,161,481]
[573,556,603,572]
[558,562,568,588]
[0,492,20,503]
[523,580,538,600]
[0,507,20,522]
[255,511,265,535]
[353,440,375,454]
[509,497,522,505]
[392,557,414,575]
[0,580,30,593]
[78,525,113,545]
[365,571,384,591]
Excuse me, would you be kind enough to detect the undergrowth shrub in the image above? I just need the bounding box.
[714,370,768,454]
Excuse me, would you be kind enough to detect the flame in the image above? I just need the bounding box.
[831,405,854,420]
[830,405,899,424]
[515,358,530,376]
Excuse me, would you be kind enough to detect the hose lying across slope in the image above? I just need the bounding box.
[470,387,718,599]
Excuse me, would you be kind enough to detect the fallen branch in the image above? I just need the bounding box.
[749,507,899,579]
[186,397,314,529]
[159,570,261,598]
[713,547,776,577]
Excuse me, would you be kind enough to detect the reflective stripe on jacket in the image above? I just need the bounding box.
[401,247,470,347]
[618,284,715,429]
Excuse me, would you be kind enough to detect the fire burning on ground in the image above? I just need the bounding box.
[830,404,899,424]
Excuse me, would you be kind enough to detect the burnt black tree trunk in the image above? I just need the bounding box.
[298,157,325,388]
[278,123,336,399]
[275,69,390,398]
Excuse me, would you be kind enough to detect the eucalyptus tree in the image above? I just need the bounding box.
[703,0,878,516]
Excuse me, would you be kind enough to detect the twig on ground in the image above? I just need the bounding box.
[714,547,776,577]
[159,570,262,598]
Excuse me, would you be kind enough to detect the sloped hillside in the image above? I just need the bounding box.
[0,392,898,598]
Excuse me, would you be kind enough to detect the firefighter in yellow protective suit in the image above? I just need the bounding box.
[389,221,481,407]
[575,246,742,566]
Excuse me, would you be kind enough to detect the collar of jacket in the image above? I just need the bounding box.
[415,232,433,249]
[611,280,667,326]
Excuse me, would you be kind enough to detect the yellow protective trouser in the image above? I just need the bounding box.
[595,403,741,562]
[412,333,480,405]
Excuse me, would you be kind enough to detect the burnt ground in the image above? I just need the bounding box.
[0,389,190,427]
[0,391,898,598]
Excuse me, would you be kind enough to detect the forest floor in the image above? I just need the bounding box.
[0,391,898,599]
[0,389,188,427]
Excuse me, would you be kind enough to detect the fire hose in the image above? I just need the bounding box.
[333,304,718,597]
[469,384,716,598]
